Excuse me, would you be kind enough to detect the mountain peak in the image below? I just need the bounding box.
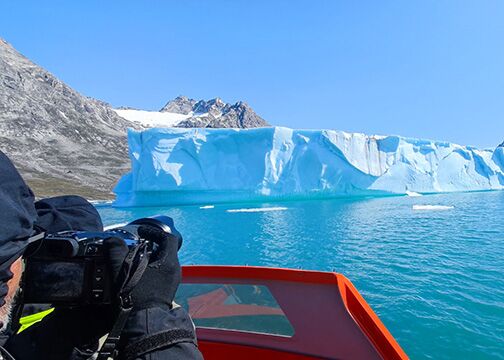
[160,95,196,114]
[192,97,228,116]
[155,96,269,128]
[233,100,250,109]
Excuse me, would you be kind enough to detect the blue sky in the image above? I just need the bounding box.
[1,0,503,148]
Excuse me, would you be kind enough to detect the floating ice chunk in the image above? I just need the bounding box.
[104,222,128,230]
[200,205,215,209]
[406,191,422,197]
[89,200,114,208]
[89,200,114,204]
[412,205,454,211]
[226,207,288,213]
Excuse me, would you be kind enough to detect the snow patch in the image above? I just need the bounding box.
[113,109,190,127]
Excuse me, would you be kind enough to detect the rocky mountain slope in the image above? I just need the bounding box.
[0,38,136,198]
[0,38,269,199]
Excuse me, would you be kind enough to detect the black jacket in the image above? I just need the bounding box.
[0,151,202,359]
[2,306,203,360]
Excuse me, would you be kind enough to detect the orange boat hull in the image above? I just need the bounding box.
[179,266,408,360]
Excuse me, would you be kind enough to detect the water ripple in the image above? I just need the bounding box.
[99,191,504,359]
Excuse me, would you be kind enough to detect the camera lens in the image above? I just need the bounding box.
[128,216,182,250]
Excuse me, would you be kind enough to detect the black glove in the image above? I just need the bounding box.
[103,226,202,360]
[103,225,182,310]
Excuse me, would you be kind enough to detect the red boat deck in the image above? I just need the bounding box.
[179,266,408,359]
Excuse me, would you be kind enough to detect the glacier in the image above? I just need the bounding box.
[113,127,504,206]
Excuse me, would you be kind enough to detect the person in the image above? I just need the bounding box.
[0,150,203,360]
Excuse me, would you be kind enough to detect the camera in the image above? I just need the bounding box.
[21,215,182,306]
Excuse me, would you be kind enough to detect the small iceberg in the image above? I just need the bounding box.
[104,222,128,230]
[406,191,422,197]
[412,205,454,211]
[89,200,114,207]
[226,207,288,213]
[200,205,215,209]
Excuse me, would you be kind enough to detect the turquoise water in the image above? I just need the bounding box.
[97,191,504,359]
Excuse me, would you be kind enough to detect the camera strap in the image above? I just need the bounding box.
[97,242,150,360]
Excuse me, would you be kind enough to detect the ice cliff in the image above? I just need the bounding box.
[114,127,504,206]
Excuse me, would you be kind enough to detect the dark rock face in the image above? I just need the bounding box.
[0,38,137,198]
[169,97,270,128]
[499,141,504,148]
[161,96,197,115]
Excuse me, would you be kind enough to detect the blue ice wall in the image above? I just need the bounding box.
[114,127,504,206]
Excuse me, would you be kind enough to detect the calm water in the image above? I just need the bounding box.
[98,191,504,359]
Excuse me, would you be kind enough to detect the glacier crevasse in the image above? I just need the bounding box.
[114,127,504,206]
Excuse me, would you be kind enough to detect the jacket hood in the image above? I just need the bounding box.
[34,195,103,234]
[0,151,37,307]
